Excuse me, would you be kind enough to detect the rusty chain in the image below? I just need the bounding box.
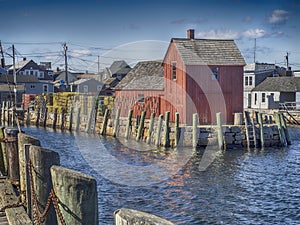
[28,160,66,225]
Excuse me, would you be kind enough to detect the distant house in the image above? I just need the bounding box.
[54,71,78,84]
[251,77,300,109]
[115,60,164,118]
[244,63,282,108]
[100,60,131,81]
[70,78,104,94]
[162,29,245,124]
[7,59,53,80]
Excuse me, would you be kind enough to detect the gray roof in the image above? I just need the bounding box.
[71,78,103,85]
[109,60,130,75]
[252,77,300,92]
[0,74,39,83]
[8,59,31,70]
[115,60,164,90]
[170,38,245,66]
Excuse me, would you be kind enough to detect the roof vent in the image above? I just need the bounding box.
[187,29,195,39]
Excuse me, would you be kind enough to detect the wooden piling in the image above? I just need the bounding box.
[5,102,9,126]
[18,133,41,203]
[5,127,19,182]
[1,101,5,124]
[68,107,74,131]
[51,166,98,225]
[26,108,31,126]
[35,107,40,127]
[174,112,180,147]
[29,146,60,225]
[162,111,170,147]
[257,113,265,147]
[279,113,291,145]
[125,110,133,139]
[114,208,173,225]
[136,111,146,141]
[0,127,7,175]
[43,107,48,128]
[74,107,81,132]
[274,112,287,147]
[113,108,121,137]
[192,113,198,148]
[100,109,109,135]
[146,112,155,144]
[216,112,223,150]
[53,108,58,129]
[155,114,163,147]
[60,108,66,130]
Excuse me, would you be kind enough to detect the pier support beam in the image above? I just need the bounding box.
[163,111,170,147]
[216,112,223,150]
[192,113,198,148]
[136,111,146,141]
[5,127,19,183]
[146,112,155,144]
[155,114,163,147]
[125,110,133,139]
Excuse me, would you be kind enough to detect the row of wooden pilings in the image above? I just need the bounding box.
[0,126,175,225]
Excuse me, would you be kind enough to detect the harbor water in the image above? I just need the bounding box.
[22,126,300,225]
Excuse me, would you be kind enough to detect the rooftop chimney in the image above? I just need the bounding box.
[23,57,27,61]
[187,29,195,39]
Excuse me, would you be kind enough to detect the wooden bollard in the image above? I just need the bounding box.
[1,101,5,124]
[163,111,170,147]
[35,107,40,127]
[60,108,66,130]
[114,208,173,225]
[174,112,180,147]
[53,108,58,129]
[113,108,121,137]
[75,107,81,132]
[68,107,74,131]
[216,112,223,150]
[51,166,98,225]
[146,112,155,144]
[5,101,9,125]
[100,109,109,135]
[274,112,287,147]
[280,113,291,145]
[155,114,163,147]
[136,111,146,141]
[43,107,48,127]
[257,113,265,147]
[5,127,19,182]
[125,109,133,139]
[192,113,198,148]
[29,146,60,224]
[0,126,7,175]
[18,133,41,203]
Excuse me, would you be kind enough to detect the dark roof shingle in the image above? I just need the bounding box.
[252,77,300,92]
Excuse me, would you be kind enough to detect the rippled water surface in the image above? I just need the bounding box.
[22,126,300,224]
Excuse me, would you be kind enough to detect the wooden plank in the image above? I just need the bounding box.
[5,207,32,225]
[0,182,19,208]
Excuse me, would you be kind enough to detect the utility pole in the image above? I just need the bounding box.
[285,52,289,70]
[63,43,69,87]
[97,55,100,74]
[254,38,256,63]
[0,40,5,68]
[12,44,17,110]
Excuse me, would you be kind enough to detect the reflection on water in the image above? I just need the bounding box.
[22,126,300,225]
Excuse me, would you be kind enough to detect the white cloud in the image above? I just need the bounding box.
[197,29,240,39]
[268,9,289,24]
[242,29,267,38]
[71,49,91,57]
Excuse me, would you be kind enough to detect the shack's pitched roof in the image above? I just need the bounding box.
[252,77,300,92]
[169,38,245,66]
[109,60,130,75]
[115,60,164,90]
[8,59,32,70]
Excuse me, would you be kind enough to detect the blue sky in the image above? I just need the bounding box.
[1,0,300,72]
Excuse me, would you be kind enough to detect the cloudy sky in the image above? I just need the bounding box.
[1,0,300,72]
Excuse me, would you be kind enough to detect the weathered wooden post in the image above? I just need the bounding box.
[146,112,155,144]
[35,106,40,127]
[60,108,66,130]
[53,108,58,129]
[68,106,74,131]
[5,127,19,183]
[216,112,223,150]
[29,146,60,225]
[43,107,48,128]
[136,111,146,141]
[100,109,109,135]
[274,112,287,147]
[18,133,41,203]
[0,126,7,175]
[74,107,81,132]
[162,111,170,147]
[155,114,163,147]
[257,112,265,148]
[26,108,31,126]
[279,113,291,145]
[114,208,173,225]
[234,113,243,125]
[125,109,133,139]
[5,101,9,125]
[113,108,121,137]
[174,112,180,147]
[51,166,98,225]
[1,101,5,124]
[192,113,198,148]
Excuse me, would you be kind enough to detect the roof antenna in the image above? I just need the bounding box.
[253,38,256,63]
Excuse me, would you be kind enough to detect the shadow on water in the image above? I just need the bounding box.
[22,126,300,225]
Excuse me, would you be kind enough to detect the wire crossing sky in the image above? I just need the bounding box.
[1,0,300,72]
